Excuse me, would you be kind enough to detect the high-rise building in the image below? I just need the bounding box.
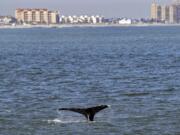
[151,1,158,20]
[15,8,59,24]
[151,1,162,21]
[175,4,180,23]
[161,6,170,22]
[169,5,176,23]
[157,5,162,20]
[169,3,180,23]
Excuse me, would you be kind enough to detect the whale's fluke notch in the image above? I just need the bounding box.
[58,105,108,121]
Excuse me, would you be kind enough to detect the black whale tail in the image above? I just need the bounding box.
[59,105,109,121]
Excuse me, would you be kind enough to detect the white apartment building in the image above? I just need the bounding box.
[60,15,104,24]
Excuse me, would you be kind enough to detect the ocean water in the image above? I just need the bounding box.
[0,26,180,135]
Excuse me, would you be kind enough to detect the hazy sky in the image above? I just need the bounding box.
[0,0,172,18]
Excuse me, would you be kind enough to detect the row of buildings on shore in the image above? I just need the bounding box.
[9,8,132,25]
[151,0,180,23]
[1,1,180,26]
[59,16,132,24]
[15,8,107,25]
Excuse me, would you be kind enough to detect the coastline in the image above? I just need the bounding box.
[1,23,180,29]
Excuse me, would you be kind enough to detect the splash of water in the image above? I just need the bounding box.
[47,118,87,124]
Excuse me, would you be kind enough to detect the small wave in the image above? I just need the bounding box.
[5,109,11,113]
[165,87,176,92]
[123,92,150,97]
[47,118,87,124]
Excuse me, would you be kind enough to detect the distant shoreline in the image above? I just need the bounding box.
[1,23,180,29]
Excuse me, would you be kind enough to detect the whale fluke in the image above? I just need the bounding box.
[58,105,108,121]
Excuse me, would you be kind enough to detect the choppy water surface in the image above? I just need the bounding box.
[0,27,180,135]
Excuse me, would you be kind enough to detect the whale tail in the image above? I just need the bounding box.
[59,105,108,121]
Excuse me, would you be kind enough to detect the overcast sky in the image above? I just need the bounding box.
[0,0,172,18]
